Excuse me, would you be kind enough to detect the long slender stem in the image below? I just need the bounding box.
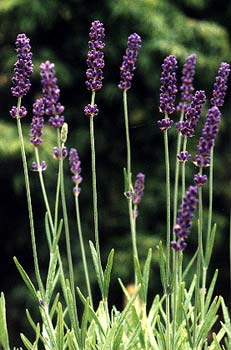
[16,98,44,296]
[173,111,184,231]
[193,167,204,349]
[60,149,79,333]
[123,90,132,184]
[207,146,214,239]
[35,148,54,234]
[89,91,101,259]
[54,129,61,233]
[163,114,171,350]
[122,90,139,277]
[181,137,188,198]
[75,195,93,306]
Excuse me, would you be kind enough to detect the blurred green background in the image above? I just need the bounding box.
[0,0,230,346]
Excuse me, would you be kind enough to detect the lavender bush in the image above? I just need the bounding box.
[0,22,231,350]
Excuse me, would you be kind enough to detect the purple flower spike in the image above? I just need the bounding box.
[11,34,33,97]
[10,105,28,119]
[177,151,191,162]
[211,62,230,107]
[85,20,105,91]
[40,60,65,128]
[171,185,198,250]
[84,103,99,117]
[30,98,45,147]
[118,33,142,91]
[194,173,207,186]
[194,106,221,167]
[69,148,82,196]
[133,172,145,206]
[177,54,197,112]
[159,55,178,115]
[176,90,206,137]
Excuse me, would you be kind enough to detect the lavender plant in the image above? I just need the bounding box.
[0,24,231,350]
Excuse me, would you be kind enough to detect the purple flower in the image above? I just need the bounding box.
[69,148,82,196]
[32,160,47,172]
[30,98,45,147]
[85,20,105,91]
[40,61,65,128]
[194,173,207,186]
[159,55,178,115]
[157,117,174,131]
[118,33,142,91]
[133,172,145,205]
[53,146,68,160]
[194,106,221,167]
[211,62,230,107]
[84,103,99,117]
[10,105,28,119]
[176,90,206,137]
[171,185,198,250]
[11,34,33,97]
[177,54,197,112]
[177,151,191,162]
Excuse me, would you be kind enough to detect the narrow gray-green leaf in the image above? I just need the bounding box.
[45,212,52,249]
[103,249,114,300]
[20,334,33,350]
[56,302,64,350]
[13,257,38,301]
[0,293,10,350]
[204,269,218,314]
[89,241,104,296]
[205,224,216,268]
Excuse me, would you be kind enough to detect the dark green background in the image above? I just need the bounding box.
[0,0,230,346]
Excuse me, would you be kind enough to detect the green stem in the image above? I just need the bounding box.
[35,148,54,234]
[89,91,101,259]
[122,90,139,280]
[16,98,44,296]
[123,90,132,184]
[207,146,214,240]
[163,114,171,350]
[193,167,204,349]
[181,137,188,198]
[60,150,79,333]
[75,194,93,306]
[173,111,184,232]
[54,129,61,234]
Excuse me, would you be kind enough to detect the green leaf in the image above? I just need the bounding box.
[13,256,38,301]
[26,309,45,344]
[45,212,52,249]
[20,334,34,350]
[204,269,218,314]
[89,241,104,296]
[76,287,105,336]
[50,292,60,320]
[205,224,216,268]
[45,250,58,303]
[103,248,114,299]
[182,248,198,280]
[66,280,81,344]
[195,296,221,347]
[80,297,90,348]
[142,248,152,300]
[55,302,64,350]
[0,293,10,350]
